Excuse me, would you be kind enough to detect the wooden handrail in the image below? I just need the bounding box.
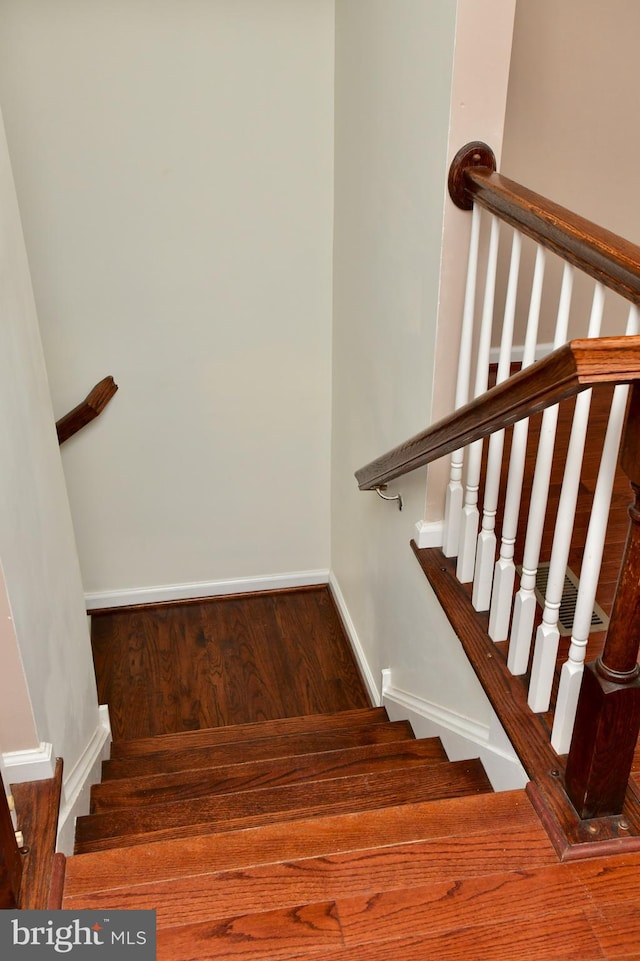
[355,335,640,491]
[56,376,118,445]
[448,141,640,305]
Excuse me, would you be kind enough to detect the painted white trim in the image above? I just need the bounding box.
[382,673,527,792]
[414,520,444,549]
[382,674,490,745]
[328,573,380,706]
[2,742,55,782]
[56,705,112,855]
[85,570,330,611]
[489,341,554,365]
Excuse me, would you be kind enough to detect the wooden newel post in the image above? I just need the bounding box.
[565,382,640,819]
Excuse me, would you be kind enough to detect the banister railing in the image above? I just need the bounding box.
[357,141,640,851]
[448,141,640,303]
[56,376,118,445]
[355,335,640,491]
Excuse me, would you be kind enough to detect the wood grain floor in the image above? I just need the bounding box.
[90,585,371,741]
[78,569,640,959]
[64,785,640,961]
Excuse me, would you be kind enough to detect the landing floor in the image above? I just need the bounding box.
[90,585,371,741]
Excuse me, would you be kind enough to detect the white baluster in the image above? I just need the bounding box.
[443,205,482,557]
[473,231,521,611]
[488,244,546,641]
[552,303,640,752]
[528,282,605,712]
[507,263,575,675]
[457,214,500,583]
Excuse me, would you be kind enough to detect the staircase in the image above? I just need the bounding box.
[62,703,640,959]
[50,149,640,956]
[61,706,550,959]
[73,706,494,856]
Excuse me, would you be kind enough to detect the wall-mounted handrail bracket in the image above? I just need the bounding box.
[56,375,118,445]
[448,141,496,211]
[375,485,403,511]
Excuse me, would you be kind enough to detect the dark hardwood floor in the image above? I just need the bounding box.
[90,585,371,742]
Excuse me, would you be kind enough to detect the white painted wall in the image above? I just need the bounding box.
[0,105,100,777]
[0,561,39,755]
[501,0,640,343]
[0,0,334,600]
[330,0,509,720]
[0,1,522,758]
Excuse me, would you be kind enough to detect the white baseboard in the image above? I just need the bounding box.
[328,573,381,706]
[85,569,330,611]
[56,705,112,855]
[382,672,527,792]
[414,520,444,548]
[2,742,55,782]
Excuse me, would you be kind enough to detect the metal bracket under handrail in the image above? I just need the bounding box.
[375,486,403,511]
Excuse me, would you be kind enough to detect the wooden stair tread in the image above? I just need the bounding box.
[142,908,599,961]
[101,720,416,780]
[64,789,544,898]
[74,759,492,854]
[109,707,388,758]
[66,856,615,960]
[90,737,448,813]
[69,842,575,931]
[68,793,618,961]
[64,786,640,961]
[66,846,566,932]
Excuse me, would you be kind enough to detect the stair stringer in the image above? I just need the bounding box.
[382,670,527,792]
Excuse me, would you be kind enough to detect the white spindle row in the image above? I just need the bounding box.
[443,204,482,558]
[457,214,501,584]
[441,203,636,759]
[551,302,639,752]
[508,262,574,675]
[527,282,605,714]
[489,243,546,641]
[472,231,521,612]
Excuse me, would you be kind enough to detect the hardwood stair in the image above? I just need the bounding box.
[75,707,490,854]
[63,706,640,958]
[89,738,449,813]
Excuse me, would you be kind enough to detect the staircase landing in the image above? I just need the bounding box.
[90,585,370,740]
